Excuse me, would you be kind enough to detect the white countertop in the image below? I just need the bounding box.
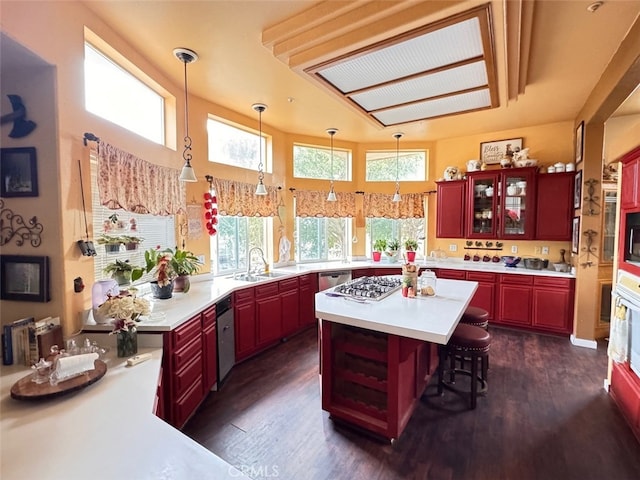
[315,278,478,344]
[0,335,248,480]
[83,259,572,334]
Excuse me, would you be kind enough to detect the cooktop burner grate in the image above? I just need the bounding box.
[333,276,402,300]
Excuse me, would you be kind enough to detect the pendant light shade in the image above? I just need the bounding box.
[253,103,268,195]
[392,132,403,202]
[174,48,198,182]
[326,128,338,202]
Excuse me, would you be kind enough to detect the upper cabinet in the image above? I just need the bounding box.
[437,167,573,241]
[535,172,574,241]
[466,167,537,240]
[436,180,466,238]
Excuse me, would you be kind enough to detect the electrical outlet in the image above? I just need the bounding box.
[511,245,518,254]
[449,244,457,252]
[542,246,549,255]
[534,246,541,255]
[197,254,205,264]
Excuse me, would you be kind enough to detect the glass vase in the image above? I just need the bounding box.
[116,327,138,357]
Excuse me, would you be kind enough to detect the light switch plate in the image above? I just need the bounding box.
[542,246,549,255]
[511,245,518,253]
[449,244,457,252]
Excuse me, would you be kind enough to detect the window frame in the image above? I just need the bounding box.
[292,142,352,181]
[207,115,271,173]
[365,149,427,182]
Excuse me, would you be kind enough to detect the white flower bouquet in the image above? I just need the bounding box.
[97,294,151,333]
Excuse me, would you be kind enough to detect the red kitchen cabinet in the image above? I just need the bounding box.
[202,305,218,393]
[621,153,640,210]
[436,269,466,280]
[467,271,496,320]
[535,172,574,241]
[256,283,282,348]
[611,362,640,442]
[298,273,318,328]
[532,277,574,334]
[280,277,300,336]
[497,274,533,326]
[352,268,372,278]
[436,180,466,238]
[466,171,499,238]
[234,288,258,361]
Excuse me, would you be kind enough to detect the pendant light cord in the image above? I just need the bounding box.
[182,59,192,164]
[258,109,264,184]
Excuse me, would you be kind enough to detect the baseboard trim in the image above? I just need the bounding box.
[570,334,598,349]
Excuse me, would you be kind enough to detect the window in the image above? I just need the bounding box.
[211,216,271,275]
[293,144,351,180]
[90,154,175,283]
[207,117,270,172]
[365,150,426,182]
[296,217,351,263]
[84,42,165,144]
[366,218,426,257]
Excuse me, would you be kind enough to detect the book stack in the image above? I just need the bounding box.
[2,317,63,366]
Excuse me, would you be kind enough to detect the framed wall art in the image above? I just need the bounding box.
[479,138,523,165]
[572,217,580,254]
[0,147,39,198]
[575,121,584,165]
[0,255,50,302]
[574,170,583,209]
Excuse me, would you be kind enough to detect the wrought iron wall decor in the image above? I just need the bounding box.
[580,228,598,268]
[0,199,43,247]
[582,178,600,216]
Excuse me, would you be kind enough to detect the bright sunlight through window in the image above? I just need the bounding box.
[84,43,165,144]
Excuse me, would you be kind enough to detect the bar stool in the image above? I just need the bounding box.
[460,306,489,330]
[437,323,491,409]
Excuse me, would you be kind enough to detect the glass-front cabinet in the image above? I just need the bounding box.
[466,167,537,239]
[601,186,617,263]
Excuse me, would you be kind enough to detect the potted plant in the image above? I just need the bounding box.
[96,233,123,253]
[404,238,418,262]
[104,259,139,286]
[372,239,387,262]
[138,247,175,299]
[385,239,401,263]
[121,234,143,251]
[167,246,202,293]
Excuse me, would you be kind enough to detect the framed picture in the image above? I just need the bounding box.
[0,147,38,197]
[480,138,523,165]
[572,217,580,254]
[575,121,584,165]
[574,170,583,209]
[0,255,50,302]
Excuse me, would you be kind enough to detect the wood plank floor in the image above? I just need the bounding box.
[184,326,640,480]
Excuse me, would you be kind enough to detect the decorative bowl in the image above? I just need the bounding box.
[513,159,538,168]
[501,256,521,267]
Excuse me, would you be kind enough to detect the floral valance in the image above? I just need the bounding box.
[97,141,186,216]
[364,192,424,219]
[213,178,278,217]
[295,190,356,218]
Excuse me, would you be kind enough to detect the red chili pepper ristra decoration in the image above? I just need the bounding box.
[204,175,218,236]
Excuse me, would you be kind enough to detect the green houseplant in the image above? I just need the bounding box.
[385,239,401,263]
[104,259,139,286]
[167,247,202,293]
[372,239,387,262]
[134,247,175,299]
[404,239,418,262]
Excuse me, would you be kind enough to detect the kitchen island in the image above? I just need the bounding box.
[315,277,478,441]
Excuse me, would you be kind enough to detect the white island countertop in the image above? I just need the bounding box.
[0,338,248,480]
[315,278,478,344]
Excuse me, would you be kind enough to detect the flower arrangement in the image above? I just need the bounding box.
[137,246,175,287]
[97,293,151,333]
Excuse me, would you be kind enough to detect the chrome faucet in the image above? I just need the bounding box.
[247,247,267,275]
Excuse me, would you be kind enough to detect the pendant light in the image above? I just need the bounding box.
[392,132,403,202]
[326,128,338,202]
[252,103,268,195]
[174,48,198,182]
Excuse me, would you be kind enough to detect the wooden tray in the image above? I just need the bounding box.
[10,360,107,401]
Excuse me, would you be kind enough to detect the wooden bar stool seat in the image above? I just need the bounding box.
[437,323,491,409]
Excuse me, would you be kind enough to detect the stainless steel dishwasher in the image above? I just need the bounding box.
[216,295,235,388]
[318,270,352,291]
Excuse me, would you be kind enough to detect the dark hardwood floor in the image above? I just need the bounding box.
[184,326,640,480]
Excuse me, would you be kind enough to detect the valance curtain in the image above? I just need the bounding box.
[97,141,186,216]
[213,178,278,217]
[295,190,356,218]
[364,192,425,219]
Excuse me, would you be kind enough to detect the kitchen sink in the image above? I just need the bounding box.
[256,272,289,279]
[230,271,288,282]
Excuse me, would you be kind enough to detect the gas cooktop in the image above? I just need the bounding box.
[333,276,402,300]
